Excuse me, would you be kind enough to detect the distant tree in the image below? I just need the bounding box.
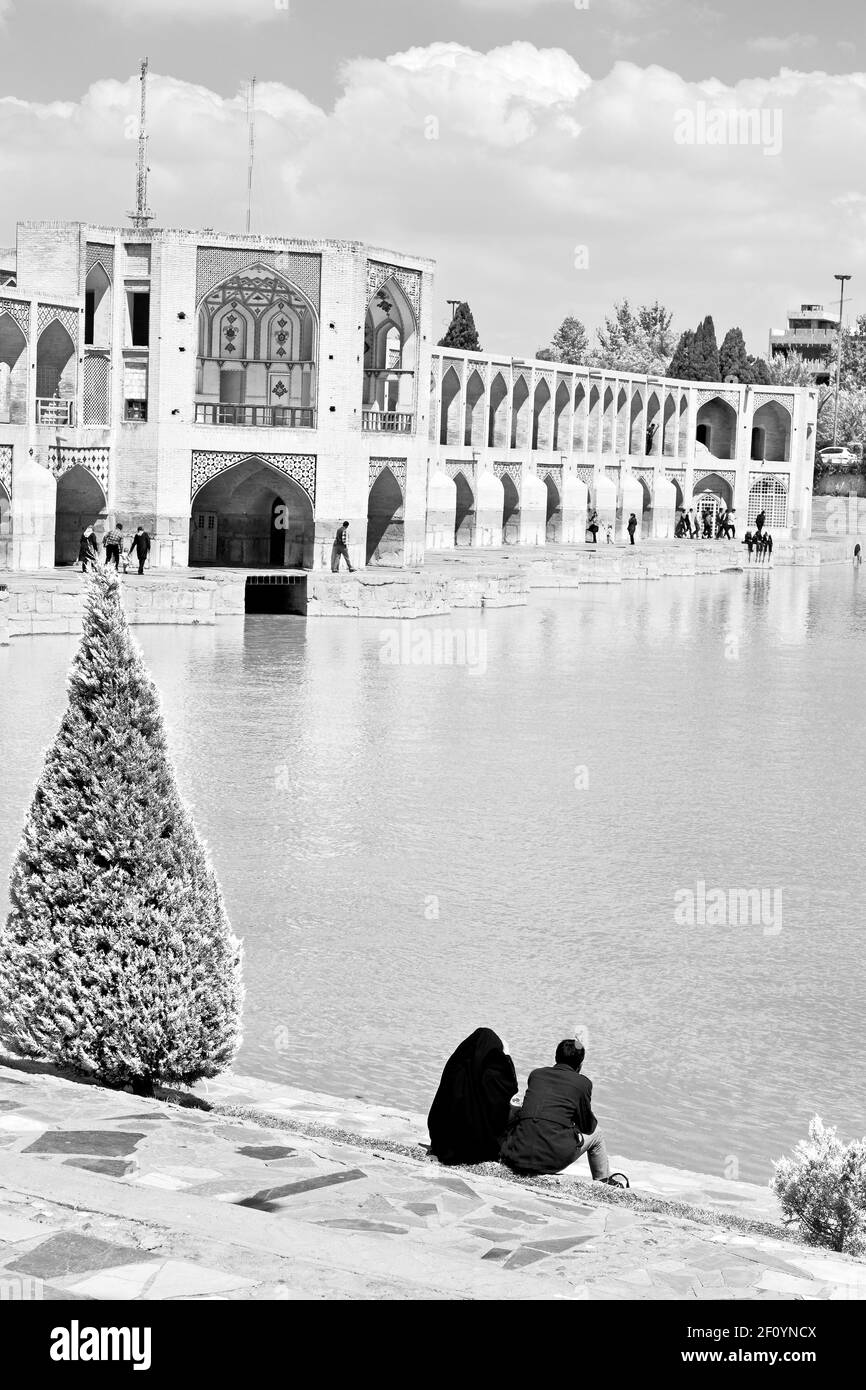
[592,298,674,375]
[768,349,819,386]
[667,328,695,380]
[719,327,751,382]
[439,302,481,351]
[536,314,589,365]
[691,315,720,381]
[747,355,774,386]
[0,570,244,1094]
[841,314,866,391]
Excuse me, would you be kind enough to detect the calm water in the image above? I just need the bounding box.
[2,565,865,1184]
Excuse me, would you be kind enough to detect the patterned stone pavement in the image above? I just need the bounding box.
[1,1063,865,1301]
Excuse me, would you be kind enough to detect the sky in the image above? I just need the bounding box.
[0,0,863,355]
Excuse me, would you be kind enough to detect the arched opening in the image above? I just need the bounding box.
[544,474,562,543]
[662,394,677,456]
[752,402,791,463]
[36,320,75,422]
[0,313,27,424]
[668,476,684,511]
[464,369,485,448]
[628,390,643,455]
[677,396,689,455]
[587,384,601,452]
[748,477,788,530]
[366,466,404,565]
[532,378,551,450]
[573,382,587,449]
[502,472,520,544]
[511,376,529,448]
[190,457,314,568]
[645,391,661,455]
[55,465,107,566]
[693,472,734,535]
[553,380,570,452]
[488,372,508,448]
[695,397,737,460]
[197,264,318,426]
[84,263,112,347]
[440,366,461,446]
[363,277,417,428]
[615,386,628,453]
[454,471,475,547]
[602,386,614,452]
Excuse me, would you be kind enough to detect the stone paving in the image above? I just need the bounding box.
[1,1062,865,1301]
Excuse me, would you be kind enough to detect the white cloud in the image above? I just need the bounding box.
[0,0,14,24]
[1,44,865,356]
[748,33,819,54]
[76,0,288,23]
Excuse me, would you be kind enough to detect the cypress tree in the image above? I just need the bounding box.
[719,327,751,382]
[692,315,721,381]
[667,328,695,379]
[438,302,482,351]
[0,570,243,1094]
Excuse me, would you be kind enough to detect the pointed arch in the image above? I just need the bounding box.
[488,371,508,448]
[36,319,76,410]
[367,464,405,564]
[751,401,791,463]
[454,470,475,546]
[511,375,529,449]
[532,377,552,450]
[440,365,461,445]
[190,454,315,568]
[553,380,570,452]
[54,464,108,566]
[0,312,27,424]
[544,473,562,542]
[695,396,737,460]
[464,368,486,447]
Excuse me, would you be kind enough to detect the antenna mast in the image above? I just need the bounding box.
[245,77,256,235]
[129,58,152,228]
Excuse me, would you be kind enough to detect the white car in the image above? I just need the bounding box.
[818,445,858,467]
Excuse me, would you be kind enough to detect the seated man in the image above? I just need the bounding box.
[500,1038,613,1182]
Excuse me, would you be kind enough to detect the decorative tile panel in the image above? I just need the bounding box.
[695,388,741,409]
[196,248,321,312]
[494,461,522,484]
[0,444,11,497]
[445,459,475,479]
[369,456,406,493]
[48,445,109,492]
[576,465,595,485]
[366,262,421,320]
[37,304,79,345]
[86,244,115,280]
[694,467,737,488]
[752,393,794,417]
[190,450,316,505]
[0,299,30,341]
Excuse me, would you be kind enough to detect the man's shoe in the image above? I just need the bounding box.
[605,1173,630,1188]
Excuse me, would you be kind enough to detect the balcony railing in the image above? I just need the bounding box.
[362,409,414,433]
[36,398,74,426]
[194,403,316,428]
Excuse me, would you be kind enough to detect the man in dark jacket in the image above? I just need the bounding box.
[128,526,151,575]
[500,1038,611,1180]
[331,520,354,573]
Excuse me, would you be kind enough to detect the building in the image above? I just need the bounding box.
[768,303,839,385]
[0,219,818,573]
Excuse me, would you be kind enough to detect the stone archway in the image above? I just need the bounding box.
[502,472,520,544]
[366,466,404,565]
[544,474,562,542]
[190,456,314,567]
[55,465,107,566]
[0,312,27,424]
[454,471,475,546]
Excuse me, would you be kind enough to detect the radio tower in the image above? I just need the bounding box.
[129,58,153,228]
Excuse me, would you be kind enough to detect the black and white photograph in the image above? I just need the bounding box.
[0,0,864,1361]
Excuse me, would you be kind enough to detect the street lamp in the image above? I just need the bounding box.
[832,273,851,446]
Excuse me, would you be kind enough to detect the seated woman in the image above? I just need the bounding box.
[427,1028,518,1166]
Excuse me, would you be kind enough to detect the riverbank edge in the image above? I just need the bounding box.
[0,1049,808,1251]
[0,536,854,640]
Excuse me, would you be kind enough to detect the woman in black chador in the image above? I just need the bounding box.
[427,1028,518,1166]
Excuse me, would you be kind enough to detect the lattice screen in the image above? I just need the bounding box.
[82,354,109,426]
[748,476,788,530]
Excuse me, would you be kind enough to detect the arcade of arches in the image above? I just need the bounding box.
[55,465,108,566]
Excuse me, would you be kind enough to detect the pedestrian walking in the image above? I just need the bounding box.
[587,510,599,544]
[77,526,99,573]
[103,522,124,570]
[627,512,637,545]
[331,520,355,573]
[127,526,151,575]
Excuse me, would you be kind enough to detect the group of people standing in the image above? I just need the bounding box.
[675,505,736,540]
[78,522,151,575]
[427,1028,628,1186]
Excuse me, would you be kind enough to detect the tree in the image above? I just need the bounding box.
[592,298,675,375]
[691,315,720,381]
[841,313,866,391]
[0,570,244,1094]
[747,355,774,386]
[719,327,751,383]
[536,314,589,365]
[768,349,820,387]
[772,1116,866,1255]
[667,328,695,380]
[438,302,481,351]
